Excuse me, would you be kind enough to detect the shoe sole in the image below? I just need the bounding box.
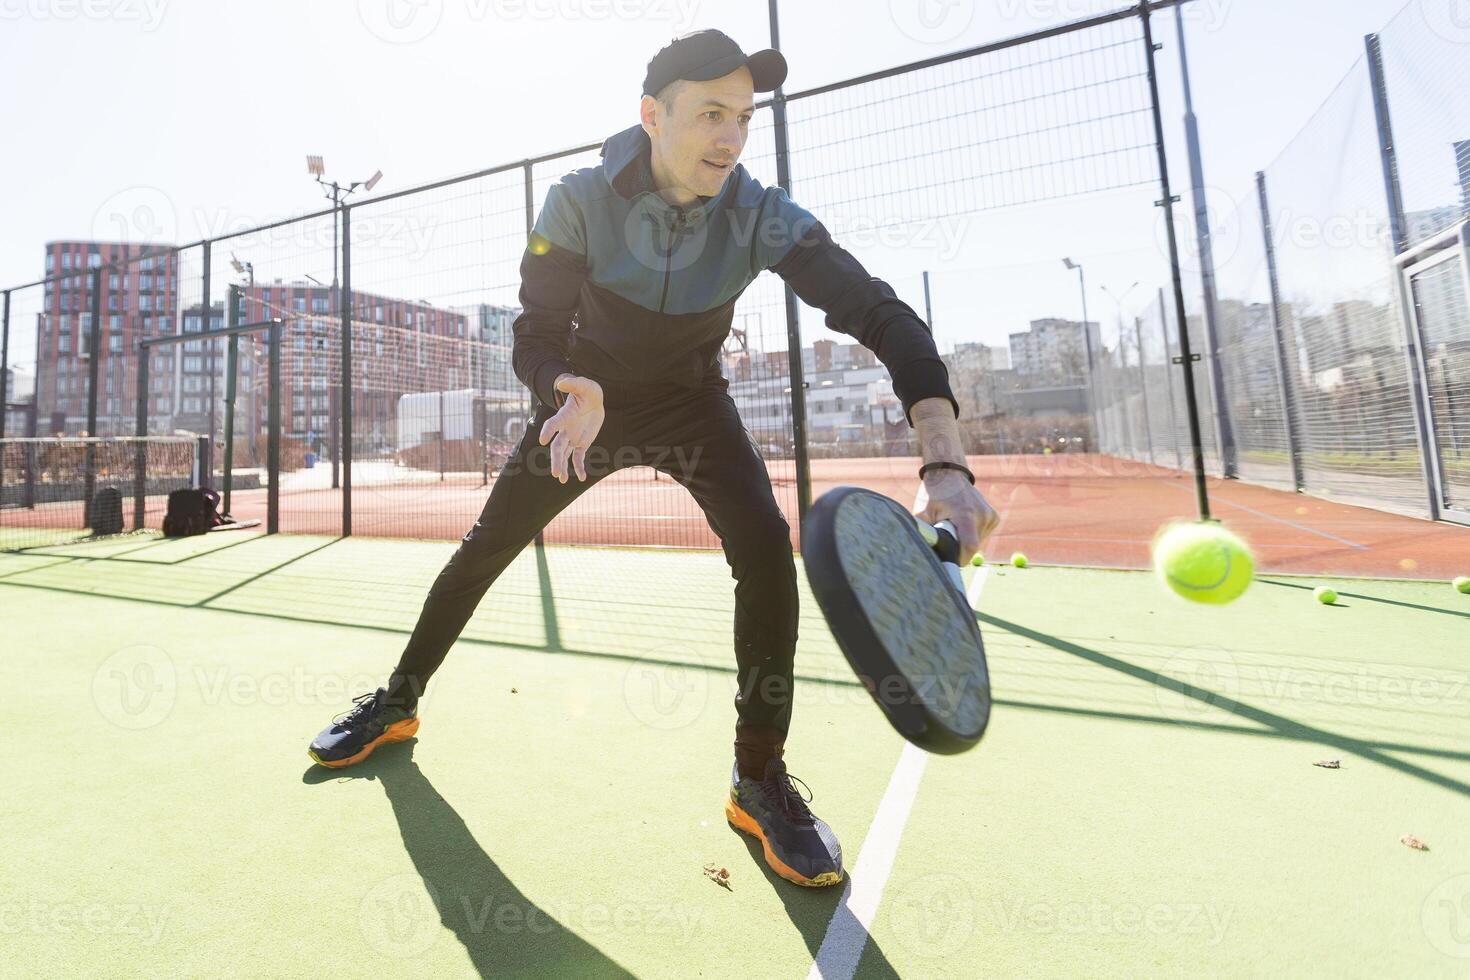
[725,796,844,888]
[308,717,420,769]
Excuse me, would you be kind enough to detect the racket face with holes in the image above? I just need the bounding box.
[801,486,990,754]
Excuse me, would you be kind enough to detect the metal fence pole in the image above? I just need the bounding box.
[1255,171,1304,491]
[84,266,103,514]
[1157,288,1183,468]
[524,162,547,551]
[1140,0,1210,520]
[341,204,354,536]
[0,289,9,442]
[202,239,214,486]
[268,320,281,534]
[769,0,812,525]
[223,283,239,516]
[1367,32,1440,520]
[1134,315,1155,464]
[133,344,149,529]
[1175,7,1235,478]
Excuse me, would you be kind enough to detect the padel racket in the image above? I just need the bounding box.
[801,486,990,754]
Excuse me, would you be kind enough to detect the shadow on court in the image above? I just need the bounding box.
[303,742,635,978]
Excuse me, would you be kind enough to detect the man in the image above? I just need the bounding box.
[309,30,997,888]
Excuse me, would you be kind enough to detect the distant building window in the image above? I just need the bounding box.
[88,253,102,269]
[109,274,120,290]
[61,252,72,270]
[109,315,123,331]
[59,333,71,353]
[109,335,122,353]
[46,253,55,272]
[139,295,153,311]
[293,297,306,312]
[312,297,329,314]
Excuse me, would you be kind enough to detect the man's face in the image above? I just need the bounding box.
[641,67,755,205]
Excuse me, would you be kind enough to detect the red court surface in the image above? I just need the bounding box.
[72,453,1464,581]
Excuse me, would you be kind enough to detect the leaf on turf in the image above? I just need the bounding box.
[703,864,732,890]
[511,687,518,694]
[1401,834,1429,851]
[1313,760,1341,769]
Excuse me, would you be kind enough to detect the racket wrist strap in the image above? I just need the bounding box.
[918,460,974,484]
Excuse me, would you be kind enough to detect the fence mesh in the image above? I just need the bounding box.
[7,3,1469,552]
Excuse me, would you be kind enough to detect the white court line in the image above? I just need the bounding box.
[807,566,989,980]
[1171,485,1369,550]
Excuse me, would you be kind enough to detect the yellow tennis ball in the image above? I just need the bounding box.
[1313,586,1338,605]
[1454,576,1470,595]
[1010,552,1028,568]
[1152,521,1254,605]
[971,553,985,567]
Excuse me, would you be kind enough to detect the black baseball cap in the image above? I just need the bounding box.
[642,29,788,98]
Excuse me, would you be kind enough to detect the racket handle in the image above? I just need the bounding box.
[917,518,966,597]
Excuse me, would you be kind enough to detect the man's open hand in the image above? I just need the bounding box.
[538,374,605,483]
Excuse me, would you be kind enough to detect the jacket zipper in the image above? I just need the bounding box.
[658,206,684,314]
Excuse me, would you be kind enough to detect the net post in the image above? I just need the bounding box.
[23,440,36,509]
[768,0,811,527]
[268,319,281,535]
[223,284,240,516]
[195,435,208,488]
[1139,0,1210,521]
[340,204,353,537]
[134,342,149,529]
[1255,171,1304,492]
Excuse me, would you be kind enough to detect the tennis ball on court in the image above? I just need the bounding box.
[1454,576,1470,595]
[1010,552,1028,568]
[1313,586,1338,606]
[1152,521,1254,605]
[971,553,985,567]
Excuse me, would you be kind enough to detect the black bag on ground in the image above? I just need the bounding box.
[86,486,124,536]
[163,487,223,537]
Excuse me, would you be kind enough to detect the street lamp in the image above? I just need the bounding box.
[1101,281,1143,458]
[1063,257,1100,451]
[304,157,381,489]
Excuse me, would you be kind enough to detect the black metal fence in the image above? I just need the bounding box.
[3,0,1221,547]
[1098,0,1470,526]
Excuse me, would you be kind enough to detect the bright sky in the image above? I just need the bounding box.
[0,0,1422,368]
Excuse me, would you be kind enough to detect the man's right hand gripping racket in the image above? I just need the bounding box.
[801,486,991,755]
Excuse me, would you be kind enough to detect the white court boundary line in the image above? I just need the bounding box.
[806,565,989,980]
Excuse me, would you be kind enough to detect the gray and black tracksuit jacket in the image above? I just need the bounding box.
[512,123,959,425]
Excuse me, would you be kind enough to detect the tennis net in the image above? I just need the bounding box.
[0,436,203,551]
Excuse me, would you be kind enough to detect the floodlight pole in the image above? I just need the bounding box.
[311,164,380,494]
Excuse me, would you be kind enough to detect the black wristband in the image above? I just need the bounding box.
[918,460,974,484]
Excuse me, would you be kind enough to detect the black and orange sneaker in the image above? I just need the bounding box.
[307,688,419,768]
[726,759,844,887]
